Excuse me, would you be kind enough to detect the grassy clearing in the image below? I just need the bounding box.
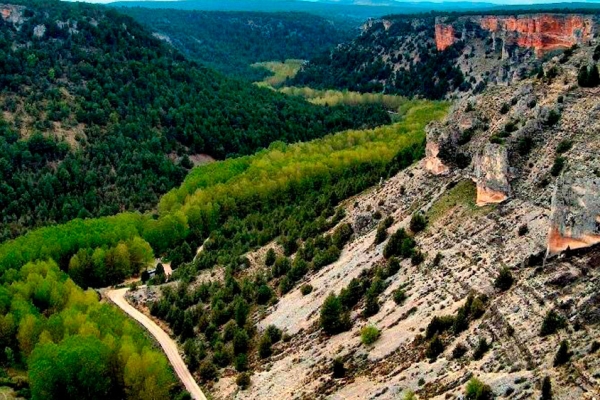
[426,180,478,225]
[252,59,305,87]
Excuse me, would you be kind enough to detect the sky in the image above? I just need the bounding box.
[70,0,600,5]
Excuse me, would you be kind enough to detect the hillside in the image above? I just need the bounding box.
[0,1,389,241]
[293,12,599,99]
[129,18,600,400]
[118,8,355,81]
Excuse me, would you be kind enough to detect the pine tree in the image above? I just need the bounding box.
[578,65,589,87]
[588,64,600,87]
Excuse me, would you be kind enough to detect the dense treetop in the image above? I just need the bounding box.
[118,8,355,81]
[0,0,389,241]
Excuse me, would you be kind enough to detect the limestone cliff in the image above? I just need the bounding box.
[435,14,596,57]
[474,144,511,206]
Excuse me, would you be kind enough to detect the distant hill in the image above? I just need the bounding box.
[0,0,390,241]
[118,8,355,80]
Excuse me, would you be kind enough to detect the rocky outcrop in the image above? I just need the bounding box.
[435,23,455,51]
[33,24,46,38]
[548,172,600,254]
[435,14,595,56]
[1,4,25,26]
[423,122,451,175]
[474,144,511,206]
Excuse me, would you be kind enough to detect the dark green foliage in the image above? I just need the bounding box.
[320,293,351,335]
[545,110,561,127]
[517,135,534,156]
[518,224,529,236]
[300,284,313,295]
[540,310,566,336]
[292,16,467,99]
[426,315,456,339]
[473,338,490,360]
[465,377,493,400]
[199,360,218,381]
[362,292,380,318]
[374,224,388,245]
[120,8,353,81]
[332,223,353,249]
[550,156,566,177]
[452,343,467,359]
[541,376,552,400]
[409,213,427,233]
[258,334,272,359]
[256,284,274,305]
[265,325,282,344]
[500,103,510,114]
[233,329,249,355]
[578,64,600,87]
[556,140,573,154]
[393,288,407,305]
[234,354,248,372]
[383,228,415,259]
[272,257,291,278]
[410,250,425,266]
[591,341,600,354]
[553,340,571,366]
[494,267,514,291]
[265,248,276,266]
[236,372,251,389]
[332,357,345,378]
[426,335,445,360]
[0,2,390,241]
[386,257,401,277]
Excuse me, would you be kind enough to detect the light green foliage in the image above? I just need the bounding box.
[2,260,175,400]
[360,325,380,346]
[253,60,305,87]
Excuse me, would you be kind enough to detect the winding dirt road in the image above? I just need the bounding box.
[107,288,207,400]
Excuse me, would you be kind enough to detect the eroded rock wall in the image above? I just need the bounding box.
[548,172,600,254]
[474,144,511,206]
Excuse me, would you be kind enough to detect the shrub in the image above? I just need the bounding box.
[426,335,445,360]
[473,338,490,360]
[426,315,455,339]
[465,377,493,400]
[332,357,345,378]
[452,343,468,359]
[393,288,407,305]
[360,325,380,345]
[265,325,282,343]
[553,340,571,366]
[383,228,410,259]
[386,257,401,277]
[272,256,291,277]
[541,376,552,400]
[233,329,249,355]
[500,103,510,114]
[494,266,514,291]
[300,284,313,295]
[545,110,561,127]
[332,223,353,249]
[374,225,388,245]
[279,276,293,295]
[432,252,443,267]
[540,310,566,336]
[320,293,350,334]
[411,250,425,266]
[590,341,600,354]
[265,248,276,266]
[199,360,218,381]
[518,224,528,236]
[517,136,533,155]
[383,216,394,228]
[362,293,380,318]
[256,284,273,305]
[236,372,251,389]
[234,353,248,372]
[556,139,573,154]
[258,334,272,359]
[409,213,427,233]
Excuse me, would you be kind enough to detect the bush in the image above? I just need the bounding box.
[320,293,350,334]
[556,139,573,154]
[332,223,353,249]
[550,156,565,177]
[199,360,218,381]
[374,225,388,245]
[386,257,400,277]
[332,357,345,378]
[410,250,425,266]
[494,266,514,291]
[362,293,380,318]
[540,310,566,336]
[545,110,561,127]
[360,325,380,345]
[300,284,313,295]
[236,372,251,389]
[500,103,510,114]
[233,329,249,355]
[452,343,468,359]
[473,338,490,360]
[426,335,445,360]
[393,288,407,305]
[518,224,528,236]
[265,248,276,266]
[272,256,291,277]
[265,325,282,343]
[465,377,493,400]
[234,353,248,372]
[541,376,552,400]
[258,334,272,359]
[409,213,427,233]
[426,315,455,339]
[553,340,571,366]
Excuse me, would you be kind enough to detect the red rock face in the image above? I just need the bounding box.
[435,14,593,55]
[480,15,593,55]
[435,24,455,51]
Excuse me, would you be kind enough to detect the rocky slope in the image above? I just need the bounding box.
[210,33,600,399]
[293,12,599,100]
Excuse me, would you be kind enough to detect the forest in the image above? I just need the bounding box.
[119,8,355,81]
[0,0,390,241]
[291,16,467,99]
